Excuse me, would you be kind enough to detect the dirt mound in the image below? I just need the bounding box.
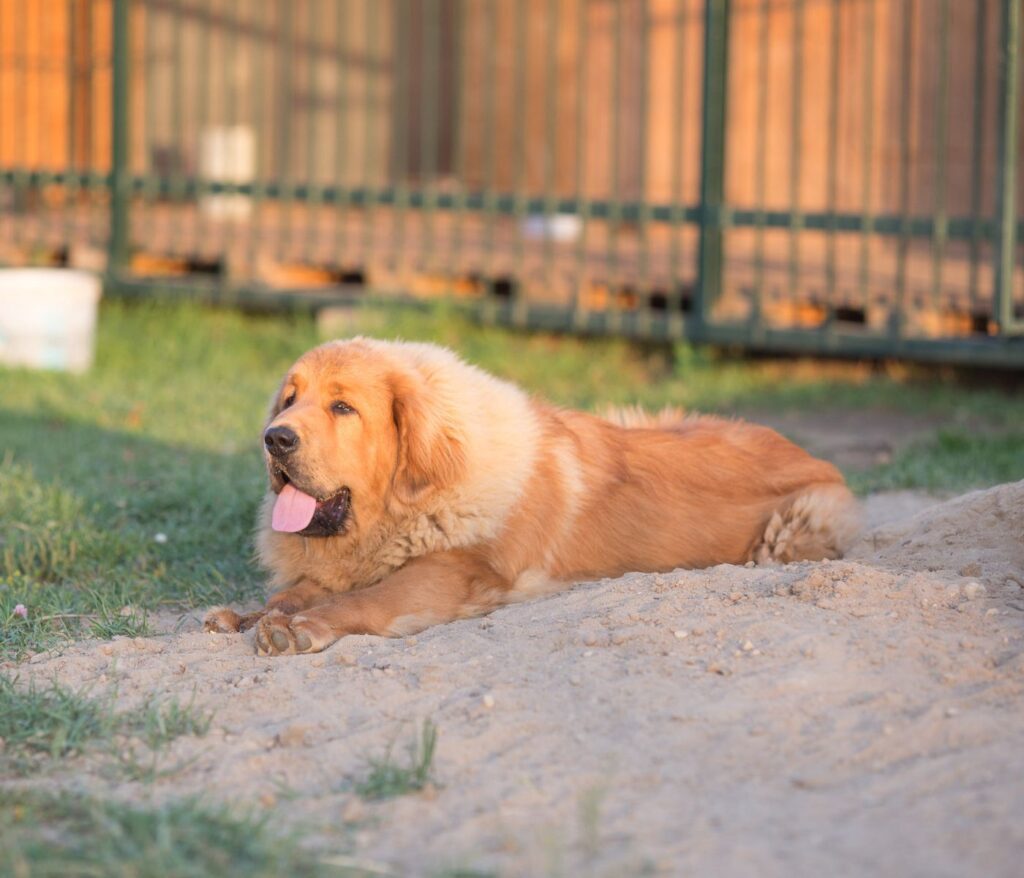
[10,483,1024,876]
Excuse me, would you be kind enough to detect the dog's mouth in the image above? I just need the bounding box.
[269,465,350,537]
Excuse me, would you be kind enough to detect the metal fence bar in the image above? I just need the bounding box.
[668,0,686,326]
[360,0,379,267]
[930,0,951,312]
[894,0,915,336]
[994,0,1021,332]
[420,0,440,269]
[109,0,131,273]
[334,0,350,265]
[825,0,840,311]
[607,0,623,333]
[696,0,729,328]
[305,0,323,264]
[448,0,467,286]
[787,0,804,314]
[968,0,988,312]
[571,0,589,325]
[543,0,559,299]
[482,0,498,313]
[753,0,770,309]
[858,0,876,312]
[512,0,528,324]
[247,1,268,275]
[636,0,652,335]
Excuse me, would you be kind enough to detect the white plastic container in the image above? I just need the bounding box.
[0,269,102,373]
[199,125,256,221]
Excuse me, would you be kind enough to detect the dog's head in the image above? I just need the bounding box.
[262,339,465,538]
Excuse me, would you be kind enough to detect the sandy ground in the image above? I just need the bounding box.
[8,481,1024,877]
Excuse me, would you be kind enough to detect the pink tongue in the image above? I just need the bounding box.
[272,484,318,533]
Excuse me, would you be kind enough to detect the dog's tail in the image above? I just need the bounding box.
[599,404,689,429]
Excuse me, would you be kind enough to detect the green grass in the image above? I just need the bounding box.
[354,719,439,801]
[0,790,332,878]
[1,298,1021,660]
[0,675,211,775]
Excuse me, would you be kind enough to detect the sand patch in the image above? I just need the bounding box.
[7,481,1024,876]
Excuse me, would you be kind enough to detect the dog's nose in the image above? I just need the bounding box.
[264,425,299,457]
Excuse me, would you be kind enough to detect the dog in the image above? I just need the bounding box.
[205,338,860,655]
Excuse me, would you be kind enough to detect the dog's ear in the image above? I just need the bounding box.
[390,370,465,504]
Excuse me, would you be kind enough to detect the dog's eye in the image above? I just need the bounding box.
[282,392,296,409]
[331,401,356,416]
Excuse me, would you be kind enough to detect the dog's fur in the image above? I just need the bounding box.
[206,338,860,655]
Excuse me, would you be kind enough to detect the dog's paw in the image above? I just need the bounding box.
[205,607,266,634]
[254,611,337,656]
[204,607,243,633]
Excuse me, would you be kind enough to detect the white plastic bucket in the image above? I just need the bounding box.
[199,125,256,221]
[0,269,102,373]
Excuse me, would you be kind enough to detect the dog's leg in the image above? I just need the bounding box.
[254,551,510,656]
[204,579,335,634]
[751,482,861,565]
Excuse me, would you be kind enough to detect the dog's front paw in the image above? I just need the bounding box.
[254,611,338,656]
[204,607,243,633]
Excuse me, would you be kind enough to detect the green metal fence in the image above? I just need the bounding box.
[1,0,1023,367]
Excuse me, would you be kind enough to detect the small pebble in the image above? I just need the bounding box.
[963,582,987,601]
[945,707,960,718]
[310,657,325,668]
[153,532,168,544]
[985,608,999,616]
[741,640,754,652]
[569,675,581,686]
[673,630,689,639]
[482,693,495,709]
[259,793,276,807]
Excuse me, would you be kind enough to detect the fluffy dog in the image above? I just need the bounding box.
[206,338,860,655]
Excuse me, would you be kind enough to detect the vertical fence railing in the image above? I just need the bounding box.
[994,0,1022,333]
[696,0,729,332]
[109,0,131,274]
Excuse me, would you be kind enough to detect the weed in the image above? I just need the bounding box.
[354,720,439,800]
[0,675,115,761]
[0,790,329,878]
[0,677,212,777]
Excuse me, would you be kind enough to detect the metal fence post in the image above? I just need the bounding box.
[696,0,729,335]
[994,0,1020,334]
[109,0,131,275]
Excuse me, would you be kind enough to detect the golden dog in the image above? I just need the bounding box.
[206,339,860,655]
